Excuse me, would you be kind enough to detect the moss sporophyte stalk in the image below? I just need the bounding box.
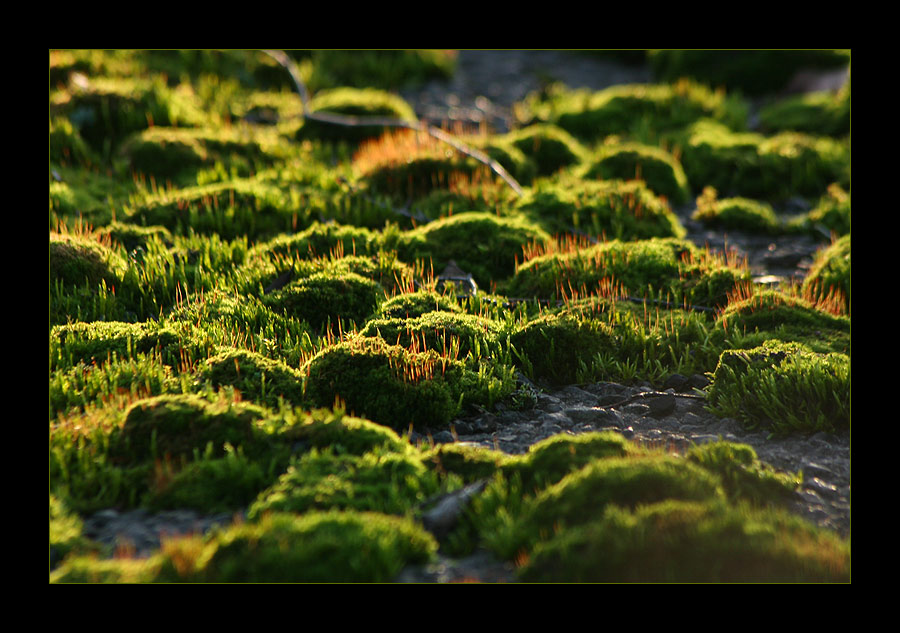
[50,49,849,583]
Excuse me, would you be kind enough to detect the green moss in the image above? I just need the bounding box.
[678,119,849,200]
[298,87,417,143]
[304,50,456,92]
[276,408,413,456]
[360,311,502,360]
[50,116,98,167]
[146,446,274,514]
[50,320,184,372]
[508,313,617,385]
[504,124,587,176]
[170,510,437,583]
[303,336,513,430]
[421,443,510,483]
[95,222,174,252]
[262,271,381,329]
[692,186,780,233]
[197,347,307,408]
[397,211,552,287]
[758,87,850,137]
[715,289,850,354]
[687,441,800,506]
[706,340,850,434]
[50,494,97,569]
[583,141,690,205]
[516,80,747,143]
[109,394,270,463]
[504,237,747,309]
[518,499,850,582]
[515,178,685,239]
[802,234,850,315]
[792,183,850,237]
[50,232,127,289]
[502,432,634,494]
[248,448,442,518]
[494,455,723,560]
[374,290,464,320]
[250,221,379,260]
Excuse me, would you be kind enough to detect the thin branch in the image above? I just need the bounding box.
[261,49,524,197]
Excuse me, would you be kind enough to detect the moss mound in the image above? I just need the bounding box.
[248,448,442,518]
[706,340,850,434]
[504,124,587,176]
[50,320,184,372]
[110,394,269,463]
[360,311,502,360]
[276,408,413,456]
[262,271,382,329]
[583,141,690,205]
[251,221,379,260]
[518,499,850,582]
[50,232,127,290]
[298,87,417,143]
[374,290,464,320]
[515,178,685,240]
[197,347,307,408]
[516,80,747,143]
[802,234,850,315]
[397,211,552,287]
[692,186,780,233]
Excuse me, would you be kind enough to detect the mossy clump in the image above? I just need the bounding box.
[421,443,510,483]
[692,186,780,234]
[197,347,307,408]
[360,311,503,360]
[50,116,97,167]
[686,440,800,506]
[802,233,850,315]
[250,221,379,260]
[583,141,690,205]
[716,289,850,354]
[515,178,685,240]
[706,340,850,434]
[374,290,464,320]
[50,494,97,569]
[248,448,443,518]
[276,408,413,457]
[146,447,273,514]
[262,271,382,329]
[648,49,850,96]
[793,183,850,237]
[501,432,634,494]
[50,232,128,290]
[298,87,417,144]
[515,80,747,143]
[503,124,587,176]
[677,119,849,200]
[109,394,270,463]
[757,84,850,138]
[505,237,748,309]
[397,211,552,287]
[95,222,174,253]
[508,313,617,385]
[517,499,850,582]
[494,455,723,560]
[165,510,438,583]
[303,336,513,429]
[50,320,184,372]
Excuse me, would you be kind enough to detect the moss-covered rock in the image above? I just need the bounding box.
[50,232,128,290]
[515,178,685,240]
[276,408,413,456]
[583,141,690,205]
[262,271,381,329]
[706,340,850,434]
[374,290,464,320]
[504,124,587,176]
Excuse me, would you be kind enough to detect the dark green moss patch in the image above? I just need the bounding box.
[687,441,800,506]
[109,394,270,463]
[692,186,780,233]
[50,320,184,372]
[706,340,850,434]
[374,290,464,320]
[802,234,850,315]
[262,271,381,329]
[360,311,502,360]
[515,178,685,239]
[297,87,417,144]
[518,499,850,582]
[397,211,552,287]
[276,408,413,456]
[197,347,307,408]
[50,232,127,289]
[504,124,586,176]
[583,141,690,204]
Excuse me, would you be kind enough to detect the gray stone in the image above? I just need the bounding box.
[622,403,651,416]
[646,394,677,418]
